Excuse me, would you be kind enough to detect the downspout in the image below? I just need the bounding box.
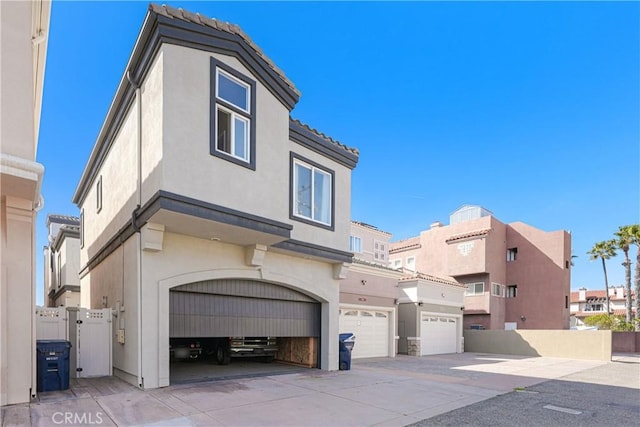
[126,70,144,389]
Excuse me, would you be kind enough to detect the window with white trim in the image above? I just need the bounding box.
[506,285,517,298]
[291,155,333,228]
[390,259,402,269]
[491,283,504,297]
[211,59,256,169]
[374,240,387,262]
[96,175,102,213]
[80,209,84,249]
[507,247,518,262]
[350,235,362,253]
[465,282,485,296]
[406,256,416,271]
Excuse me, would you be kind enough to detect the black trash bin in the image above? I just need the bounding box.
[339,333,355,370]
[36,340,71,392]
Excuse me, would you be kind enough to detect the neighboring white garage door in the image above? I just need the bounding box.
[339,308,390,359]
[420,314,458,356]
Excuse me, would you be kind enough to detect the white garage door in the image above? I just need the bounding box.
[339,308,390,359]
[420,314,458,356]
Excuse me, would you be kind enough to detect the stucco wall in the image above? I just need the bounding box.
[133,230,341,389]
[505,222,571,329]
[463,330,611,361]
[1,197,37,405]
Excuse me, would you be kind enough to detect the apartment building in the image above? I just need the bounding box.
[0,0,51,405]
[73,4,358,388]
[390,205,572,330]
[570,286,637,328]
[43,214,81,307]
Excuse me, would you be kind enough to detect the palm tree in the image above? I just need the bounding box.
[614,227,634,322]
[587,240,617,314]
[623,224,640,326]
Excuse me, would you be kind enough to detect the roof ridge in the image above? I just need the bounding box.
[149,3,300,97]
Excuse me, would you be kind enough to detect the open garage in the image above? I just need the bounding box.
[169,279,321,383]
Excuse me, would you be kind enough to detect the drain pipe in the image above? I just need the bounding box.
[126,70,144,389]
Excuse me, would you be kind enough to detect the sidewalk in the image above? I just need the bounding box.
[1,353,615,427]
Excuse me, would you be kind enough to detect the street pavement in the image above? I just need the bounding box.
[1,353,636,427]
[408,354,640,427]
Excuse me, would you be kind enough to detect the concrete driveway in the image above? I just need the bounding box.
[2,352,632,427]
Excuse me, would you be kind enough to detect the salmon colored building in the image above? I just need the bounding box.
[389,205,572,330]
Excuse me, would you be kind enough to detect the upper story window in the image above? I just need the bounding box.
[390,259,402,269]
[374,240,387,262]
[210,59,256,169]
[506,285,517,298]
[350,235,362,253]
[80,209,84,249]
[465,282,485,296]
[96,175,102,213]
[406,256,416,271]
[491,283,504,297]
[291,154,334,229]
[507,247,518,262]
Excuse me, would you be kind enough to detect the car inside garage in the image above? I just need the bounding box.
[169,279,320,383]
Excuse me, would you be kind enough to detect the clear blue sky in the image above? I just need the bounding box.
[36,1,639,305]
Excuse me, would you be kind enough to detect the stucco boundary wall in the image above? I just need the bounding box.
[612,332,640,353]
[463,330,612,361]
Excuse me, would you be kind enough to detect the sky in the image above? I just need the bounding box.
[36,1,639,306]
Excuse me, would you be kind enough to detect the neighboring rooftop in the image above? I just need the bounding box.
[449,205,492,225]
[46,214,80,226]
[351,220,391,235]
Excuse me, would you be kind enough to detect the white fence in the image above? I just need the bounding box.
[36,306,112,378]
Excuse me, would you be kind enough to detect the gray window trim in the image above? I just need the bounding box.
[289,152,335,231]
[210,58,257,170]
[96,175,103,214]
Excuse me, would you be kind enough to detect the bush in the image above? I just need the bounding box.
[583,314,636,331]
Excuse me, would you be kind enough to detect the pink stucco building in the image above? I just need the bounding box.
[389,205,571,330]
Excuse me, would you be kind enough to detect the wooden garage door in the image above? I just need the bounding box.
[170,279,320,337]
[420,314,457,356]
[339,308,390,359]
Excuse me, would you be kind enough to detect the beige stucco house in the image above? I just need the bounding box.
[390,205,572,330]
[73,4,359,388]
[340,221,402,359]
[0,0,51,405]
[44,214,81,308]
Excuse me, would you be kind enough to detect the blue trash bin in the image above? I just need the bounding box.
[36,340,71,392]
[339,333,355,370]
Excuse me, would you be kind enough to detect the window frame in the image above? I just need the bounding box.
[506,285,517,298]
[374,239,387,262]
[465,282,485,296]
[289,153,335,230]
[491,282,504,297]
[405,256,416,271]
[210,58,256,170]
[350,235,362,253]
[80,209,84,249]
[507,247,518,262]
[96,175,102,214]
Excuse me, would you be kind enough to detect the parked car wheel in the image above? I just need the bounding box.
[216,346,231,365]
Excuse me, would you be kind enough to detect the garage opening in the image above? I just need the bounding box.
[169,279,321,383]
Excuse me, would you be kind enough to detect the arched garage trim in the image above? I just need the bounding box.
[157,268,333,387]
